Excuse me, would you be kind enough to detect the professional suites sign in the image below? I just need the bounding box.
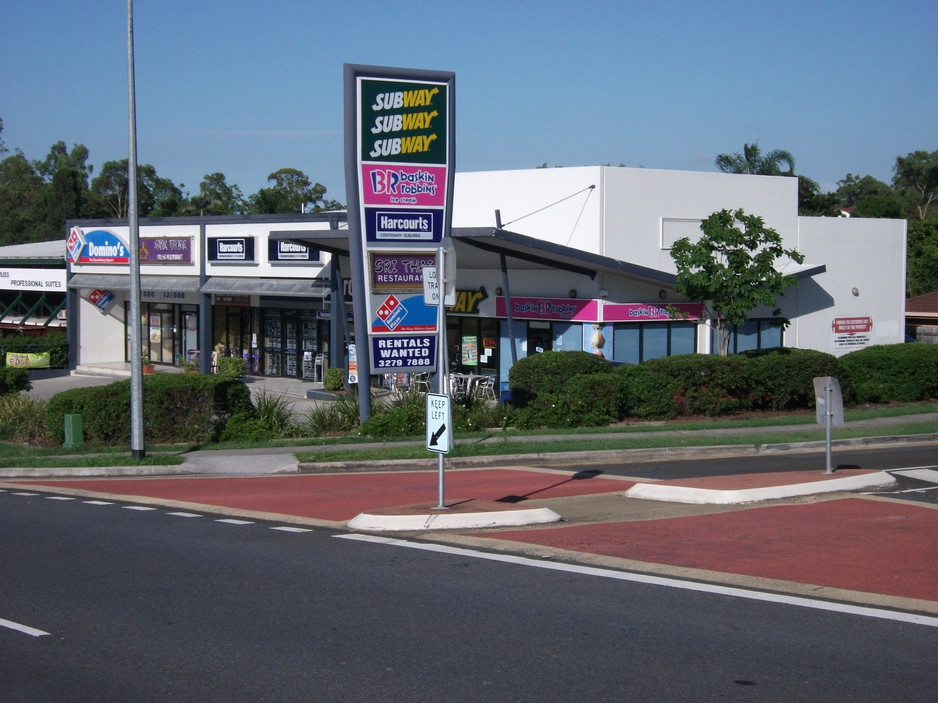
[345,64,455,374]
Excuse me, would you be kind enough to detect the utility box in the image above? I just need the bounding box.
[63,413,84,449]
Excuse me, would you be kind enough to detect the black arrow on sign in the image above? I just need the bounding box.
[429,424,447,446]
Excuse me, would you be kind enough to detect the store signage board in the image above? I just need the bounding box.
[345,64,455,375]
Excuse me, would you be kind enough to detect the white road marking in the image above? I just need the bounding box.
[45,496,75,501]
[337,534,938,629]
[216,519,253,525]
[11,492,38,496]
[271,526,312,533]
[166,512,202,518]
[123,505,157,511]
[0,617,49,637]
[82,500,113,505]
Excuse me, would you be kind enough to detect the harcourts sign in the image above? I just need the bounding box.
[208,237,255,262]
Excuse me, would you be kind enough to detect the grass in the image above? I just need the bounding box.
[1,401,934,470]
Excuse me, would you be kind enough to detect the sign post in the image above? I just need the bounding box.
[813,376,844,473]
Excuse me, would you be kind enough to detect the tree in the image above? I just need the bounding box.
[669,208,805,356]
[797,175,841,217]
[0,151,43,244]
[714,142,795,176]
[716,142,827,216]
[907,219,938,296]
[245,168,326,214]
[893,150,938,220]
[187,172,243,215]
[87,159,182,218]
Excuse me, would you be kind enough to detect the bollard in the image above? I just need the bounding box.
[63,413,84,449]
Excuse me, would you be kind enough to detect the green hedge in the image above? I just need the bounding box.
[503,348,863,427]
[508,351,612,407]
[512,372,629,429]
[44,374,254,445]
[740,347,849,409]
[839,344,938,403]
[622,354,753,418]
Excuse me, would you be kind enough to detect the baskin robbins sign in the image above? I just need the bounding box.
[67,226,130,265]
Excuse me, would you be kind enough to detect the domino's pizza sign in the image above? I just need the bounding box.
[67,228,130,265]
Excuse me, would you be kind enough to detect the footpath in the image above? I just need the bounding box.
[6,369,938,615]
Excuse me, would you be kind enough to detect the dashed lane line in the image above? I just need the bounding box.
[0,617,50,638]
[3,491,313,534]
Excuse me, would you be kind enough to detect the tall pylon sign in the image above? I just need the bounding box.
[344,64,455,389]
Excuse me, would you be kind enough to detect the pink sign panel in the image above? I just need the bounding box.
[602,302,702,322]
[496,297,598,321]
[360,164,447,207]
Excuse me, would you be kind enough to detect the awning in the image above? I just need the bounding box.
[783,263,827,280]
[201,277,330,297]
[271,226,679,285]
[67,274,201,292]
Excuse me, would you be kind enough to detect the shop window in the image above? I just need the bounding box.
[711,319,784,354]
[612,321,697,364]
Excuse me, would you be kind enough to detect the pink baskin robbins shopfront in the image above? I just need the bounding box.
[448,296,706,391]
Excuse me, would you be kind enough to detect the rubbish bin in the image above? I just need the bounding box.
[63,413,84,449]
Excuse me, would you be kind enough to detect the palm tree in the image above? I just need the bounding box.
[715,142,795,176]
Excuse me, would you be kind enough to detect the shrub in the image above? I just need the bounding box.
[0,366,31,395]
[619,354,751,419]
[839,344,938,403]
[44,374,254,446]
[361,393,425,437]
[453,397,512,433]
[509,351,611,407]
[218,412,279,443]
[216,356,247,378]
[323,366,344,391]
[741,347,848,409]
[0,394,53,444]
[254,390,299,437]
[511,372,628,429]
[302,395,360,436]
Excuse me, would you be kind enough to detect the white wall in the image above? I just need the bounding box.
[787,216,907,354]
[76,295,126,364]
[599,167,799,274]
[454,167,604,252]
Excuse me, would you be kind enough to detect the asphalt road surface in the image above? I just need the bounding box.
[551,443,938,480]
[2,488,935,702]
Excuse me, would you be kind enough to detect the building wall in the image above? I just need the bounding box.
[790,216,907,354]
[454,165,906,356]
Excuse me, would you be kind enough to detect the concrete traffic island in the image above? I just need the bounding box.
[347,498,562,531]
[624,469,897,505]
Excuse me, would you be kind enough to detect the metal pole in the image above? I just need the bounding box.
[126,0,145,459]
[825,383,834,474]
[436,245,447,509]
[495,211,518,366]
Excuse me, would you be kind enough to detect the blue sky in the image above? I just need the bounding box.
[2,0,934,202]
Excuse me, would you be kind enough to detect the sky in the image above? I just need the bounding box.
[2,0,935,202]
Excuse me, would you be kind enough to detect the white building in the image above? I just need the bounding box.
[52,166,905,393]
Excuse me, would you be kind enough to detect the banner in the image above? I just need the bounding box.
[6,351,51,369]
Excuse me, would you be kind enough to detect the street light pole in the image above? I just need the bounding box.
[127,0,145,458]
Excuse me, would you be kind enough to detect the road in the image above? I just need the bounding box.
[2,488,935,702]
[548,443,938,480]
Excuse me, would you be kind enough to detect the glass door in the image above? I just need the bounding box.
[263,313,282,376]
[300,314,318,380]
